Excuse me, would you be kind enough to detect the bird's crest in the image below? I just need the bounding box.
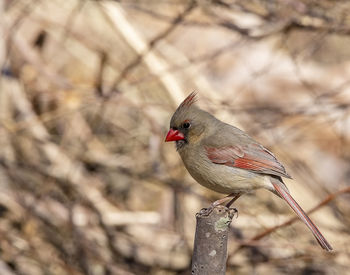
[179,91,197,109]
[171,92,198,127]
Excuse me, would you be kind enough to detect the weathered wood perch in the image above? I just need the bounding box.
[191,205,236,275]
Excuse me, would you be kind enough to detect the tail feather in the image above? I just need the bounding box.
[271,180,333,251]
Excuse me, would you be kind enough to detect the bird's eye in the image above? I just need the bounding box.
[182,122,191,129]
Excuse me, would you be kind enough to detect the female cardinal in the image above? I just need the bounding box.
[165,92,332,251]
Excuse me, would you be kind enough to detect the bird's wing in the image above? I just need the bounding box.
[205,143,291,178]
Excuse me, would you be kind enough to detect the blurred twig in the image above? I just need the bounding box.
[100,0,196,104]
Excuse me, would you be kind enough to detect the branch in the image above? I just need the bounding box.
[192,206,236,275]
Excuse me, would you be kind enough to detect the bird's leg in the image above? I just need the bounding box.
[212,193,241,207]
[201,193,241,216]
[225,193,242,208]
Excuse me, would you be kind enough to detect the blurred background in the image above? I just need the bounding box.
[0,0,350,274]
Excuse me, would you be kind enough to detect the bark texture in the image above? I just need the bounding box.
[191,206,236,275]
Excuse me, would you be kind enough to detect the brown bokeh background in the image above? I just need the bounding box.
[0,1,349,274]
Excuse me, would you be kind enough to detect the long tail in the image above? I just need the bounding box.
[271,179,333,251]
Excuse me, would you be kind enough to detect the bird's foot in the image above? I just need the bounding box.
[200,199,226,216]
[198,205,215,216]
[229,207,238,219]
[198,205,238,218]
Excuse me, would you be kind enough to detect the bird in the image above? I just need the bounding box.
[165,92,332,251]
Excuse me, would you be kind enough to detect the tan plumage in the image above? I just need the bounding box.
[165,92,332,251]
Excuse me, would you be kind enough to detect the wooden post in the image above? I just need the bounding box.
[191,206,236,275]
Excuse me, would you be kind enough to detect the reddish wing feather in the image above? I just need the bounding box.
[206,144,291,178]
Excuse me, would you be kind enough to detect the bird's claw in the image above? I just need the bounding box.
[228,207,238,219]
[198,205,215,216]
[197,205,238,218]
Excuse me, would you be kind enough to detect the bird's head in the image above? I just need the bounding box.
[165,92,216,150]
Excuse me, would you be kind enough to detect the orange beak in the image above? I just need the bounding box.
[165,128,185,142]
